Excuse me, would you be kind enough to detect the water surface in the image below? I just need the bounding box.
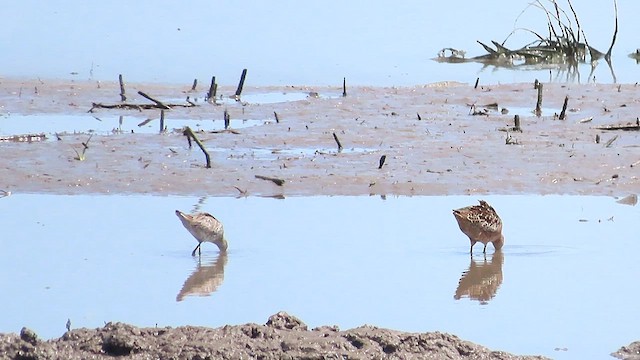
[3,1,639,85]
[0,194,638,359]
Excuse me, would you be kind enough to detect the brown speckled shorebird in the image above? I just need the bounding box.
[453,200,504,254]
[175,210,228,256]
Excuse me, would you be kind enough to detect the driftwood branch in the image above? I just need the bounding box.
[89,102,196,112]
[255,175,285,186]
[138,91,170,109]
[183,126,211,168]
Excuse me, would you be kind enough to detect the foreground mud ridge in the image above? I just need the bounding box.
[1,312,552,360]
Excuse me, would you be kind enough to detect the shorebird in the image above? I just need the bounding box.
[453,200,504,254]
[175,210,228,256]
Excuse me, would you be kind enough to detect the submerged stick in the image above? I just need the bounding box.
[342,77,347,97]
[119,74,126,102]
[183,126,211,168]
[255,175,285,186]
[535,83,543,116]
[138,91,170,109]
[559,96,569,120]
[234,69,248,98]
[332,132,343,152]
[224,109,230,129]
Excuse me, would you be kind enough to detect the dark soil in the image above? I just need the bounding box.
[1,312,550,360]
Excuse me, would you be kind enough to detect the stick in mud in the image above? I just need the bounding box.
[274,111,280,123]
[191,79,198,91]
[332,132,343,152]
[138,91,170,109]
[207,76,216,101]
[534,79,539,89]
[235,69,248,98]
[513,115,522,132]
[183,126,211,168]
[559,96,569,120]
[160,110,165,133]
[417,113,422,120]
[224,110,230,129]
[474,77,479,89]
[342,77,347,97]
[378,155,386,169]
[535,83,543,116]
[255,175,285,186]
[119,74,126,102]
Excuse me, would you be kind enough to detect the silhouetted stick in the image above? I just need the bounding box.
[191,79,198,91]
[255,175,284,186]
[535,83,543,116]
[378,155,386,169]
[138,91,170,109]
[332,132,343,152]
[224,109,230,129]
[342,77,347,97]
[474,77,479,89]
[559,95,569,120]
[235,69,247,98]
[119,74,126,101]
[207,76,216,101]
[274,111,280,123]
[160,110,165,133]
[183,126,211,168]
[417,113,422,120]
[513,115,522,132]
[595,134,601,144]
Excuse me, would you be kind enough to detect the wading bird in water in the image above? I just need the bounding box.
[175,210,228,256]
[453,200,504,254]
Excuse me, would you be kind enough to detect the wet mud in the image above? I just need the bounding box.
[1,78,639,197]
[1,312,550,360]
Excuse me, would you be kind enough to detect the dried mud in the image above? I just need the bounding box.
[1,78,638,197]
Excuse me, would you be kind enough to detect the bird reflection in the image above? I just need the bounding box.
[454,251,504,304]
[176,252,228,302]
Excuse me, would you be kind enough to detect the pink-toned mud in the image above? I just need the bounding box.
[0,78,638,197]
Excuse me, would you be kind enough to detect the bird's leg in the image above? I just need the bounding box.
[469,239,476,255]
[483,243,487,254]
[191,243,201,257]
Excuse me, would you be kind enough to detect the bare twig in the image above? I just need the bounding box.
[138,91,170,109]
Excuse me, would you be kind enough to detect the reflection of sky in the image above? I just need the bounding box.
[0,194,638,359]
[2,1,639,85]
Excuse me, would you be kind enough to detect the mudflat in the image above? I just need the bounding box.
[1,77,638,197]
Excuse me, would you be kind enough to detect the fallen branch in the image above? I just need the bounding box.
[255,175,285,186]
[138,91,170,109]
[89,102,196,112]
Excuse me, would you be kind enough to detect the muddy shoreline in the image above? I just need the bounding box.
[1,77,639,197]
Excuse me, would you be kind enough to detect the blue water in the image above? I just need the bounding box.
[3,1,639,85]
[0,194,638,359]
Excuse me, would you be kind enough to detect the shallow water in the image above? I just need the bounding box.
[0,114,271,137]
[3,1,639,85]
[0,194,638,359]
